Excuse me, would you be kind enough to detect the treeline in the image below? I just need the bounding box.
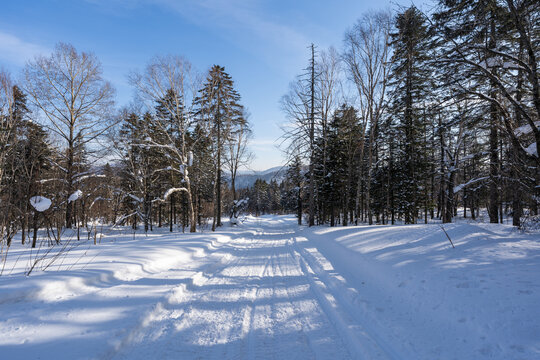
[0,45,251,248]
[281,1,539,227]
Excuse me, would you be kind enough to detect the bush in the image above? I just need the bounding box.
[519,215,540,232]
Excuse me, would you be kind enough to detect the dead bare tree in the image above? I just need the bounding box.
[280,45,320,226]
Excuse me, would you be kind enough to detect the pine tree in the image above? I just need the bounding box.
[5,86,52,246]
[194,65,244,231]
[285,155,304,224]
[433,0,540,224]
[313,105,360,226]
[191,122,214,226]
[251,179,270,217]
[117,111,162,231]
[388,6,433,224]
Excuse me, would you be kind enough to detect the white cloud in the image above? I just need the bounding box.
[0,31,49,66]
[154,0,310,71]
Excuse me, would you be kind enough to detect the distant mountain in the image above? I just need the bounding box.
[230,166,287,189]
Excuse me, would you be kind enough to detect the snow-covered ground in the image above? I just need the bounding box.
[0,215,539,359]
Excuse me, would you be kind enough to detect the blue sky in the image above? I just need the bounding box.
[0,0,417,170]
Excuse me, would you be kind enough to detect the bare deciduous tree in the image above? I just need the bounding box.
[225,109,253,201]
[23,43,115,228]
[344,10,392,224]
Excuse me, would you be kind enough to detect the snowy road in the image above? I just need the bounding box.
[2,215,539,359]
[108,217,387,360]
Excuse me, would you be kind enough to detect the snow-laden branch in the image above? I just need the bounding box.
[29,196,52,212]
[454,177,489,194]
[162,187,189,201]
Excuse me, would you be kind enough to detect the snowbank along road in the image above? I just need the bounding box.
[1,215,539,359]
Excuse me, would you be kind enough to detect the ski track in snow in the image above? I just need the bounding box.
[1,215,539,360]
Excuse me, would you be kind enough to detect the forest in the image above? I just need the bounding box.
[0,0,538,253]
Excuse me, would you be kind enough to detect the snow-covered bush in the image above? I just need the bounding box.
[230,198,249,225]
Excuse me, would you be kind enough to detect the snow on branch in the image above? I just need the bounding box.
[124,193,143,203]
[89,197,111,209]
[39,178,68,184]
[29,196,52,212]
[112,211,139,227]
[68,190,83,203]
[162,187,188,201]
[454,177,489,193]
[75,173,107,183]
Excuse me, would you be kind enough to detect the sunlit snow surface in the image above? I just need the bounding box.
[0,215,539,359]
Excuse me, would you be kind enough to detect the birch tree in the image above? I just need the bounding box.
[23,43,115,228]
[344,10,392,224]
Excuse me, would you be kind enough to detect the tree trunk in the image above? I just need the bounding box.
[185,175,196,233]
[21,215,26,245]
[214,116,222,230]
[158,203,162,227]
[488,15,499,224]
[297,189,302,225]
[512,178,522,227]
[66,142,74,229]
[31,211,39,248]
[439,116,446,221]
[444,170,455,223]
[169,196,174,232]
[144,194,149,233]
[308,44,316,227]
[231,176,236,202]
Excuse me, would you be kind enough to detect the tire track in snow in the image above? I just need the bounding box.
[274,236,339,359]
[240,234,272,360]
[107,223,397,359]
[291,236,400,360]
[169,234,266,360]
